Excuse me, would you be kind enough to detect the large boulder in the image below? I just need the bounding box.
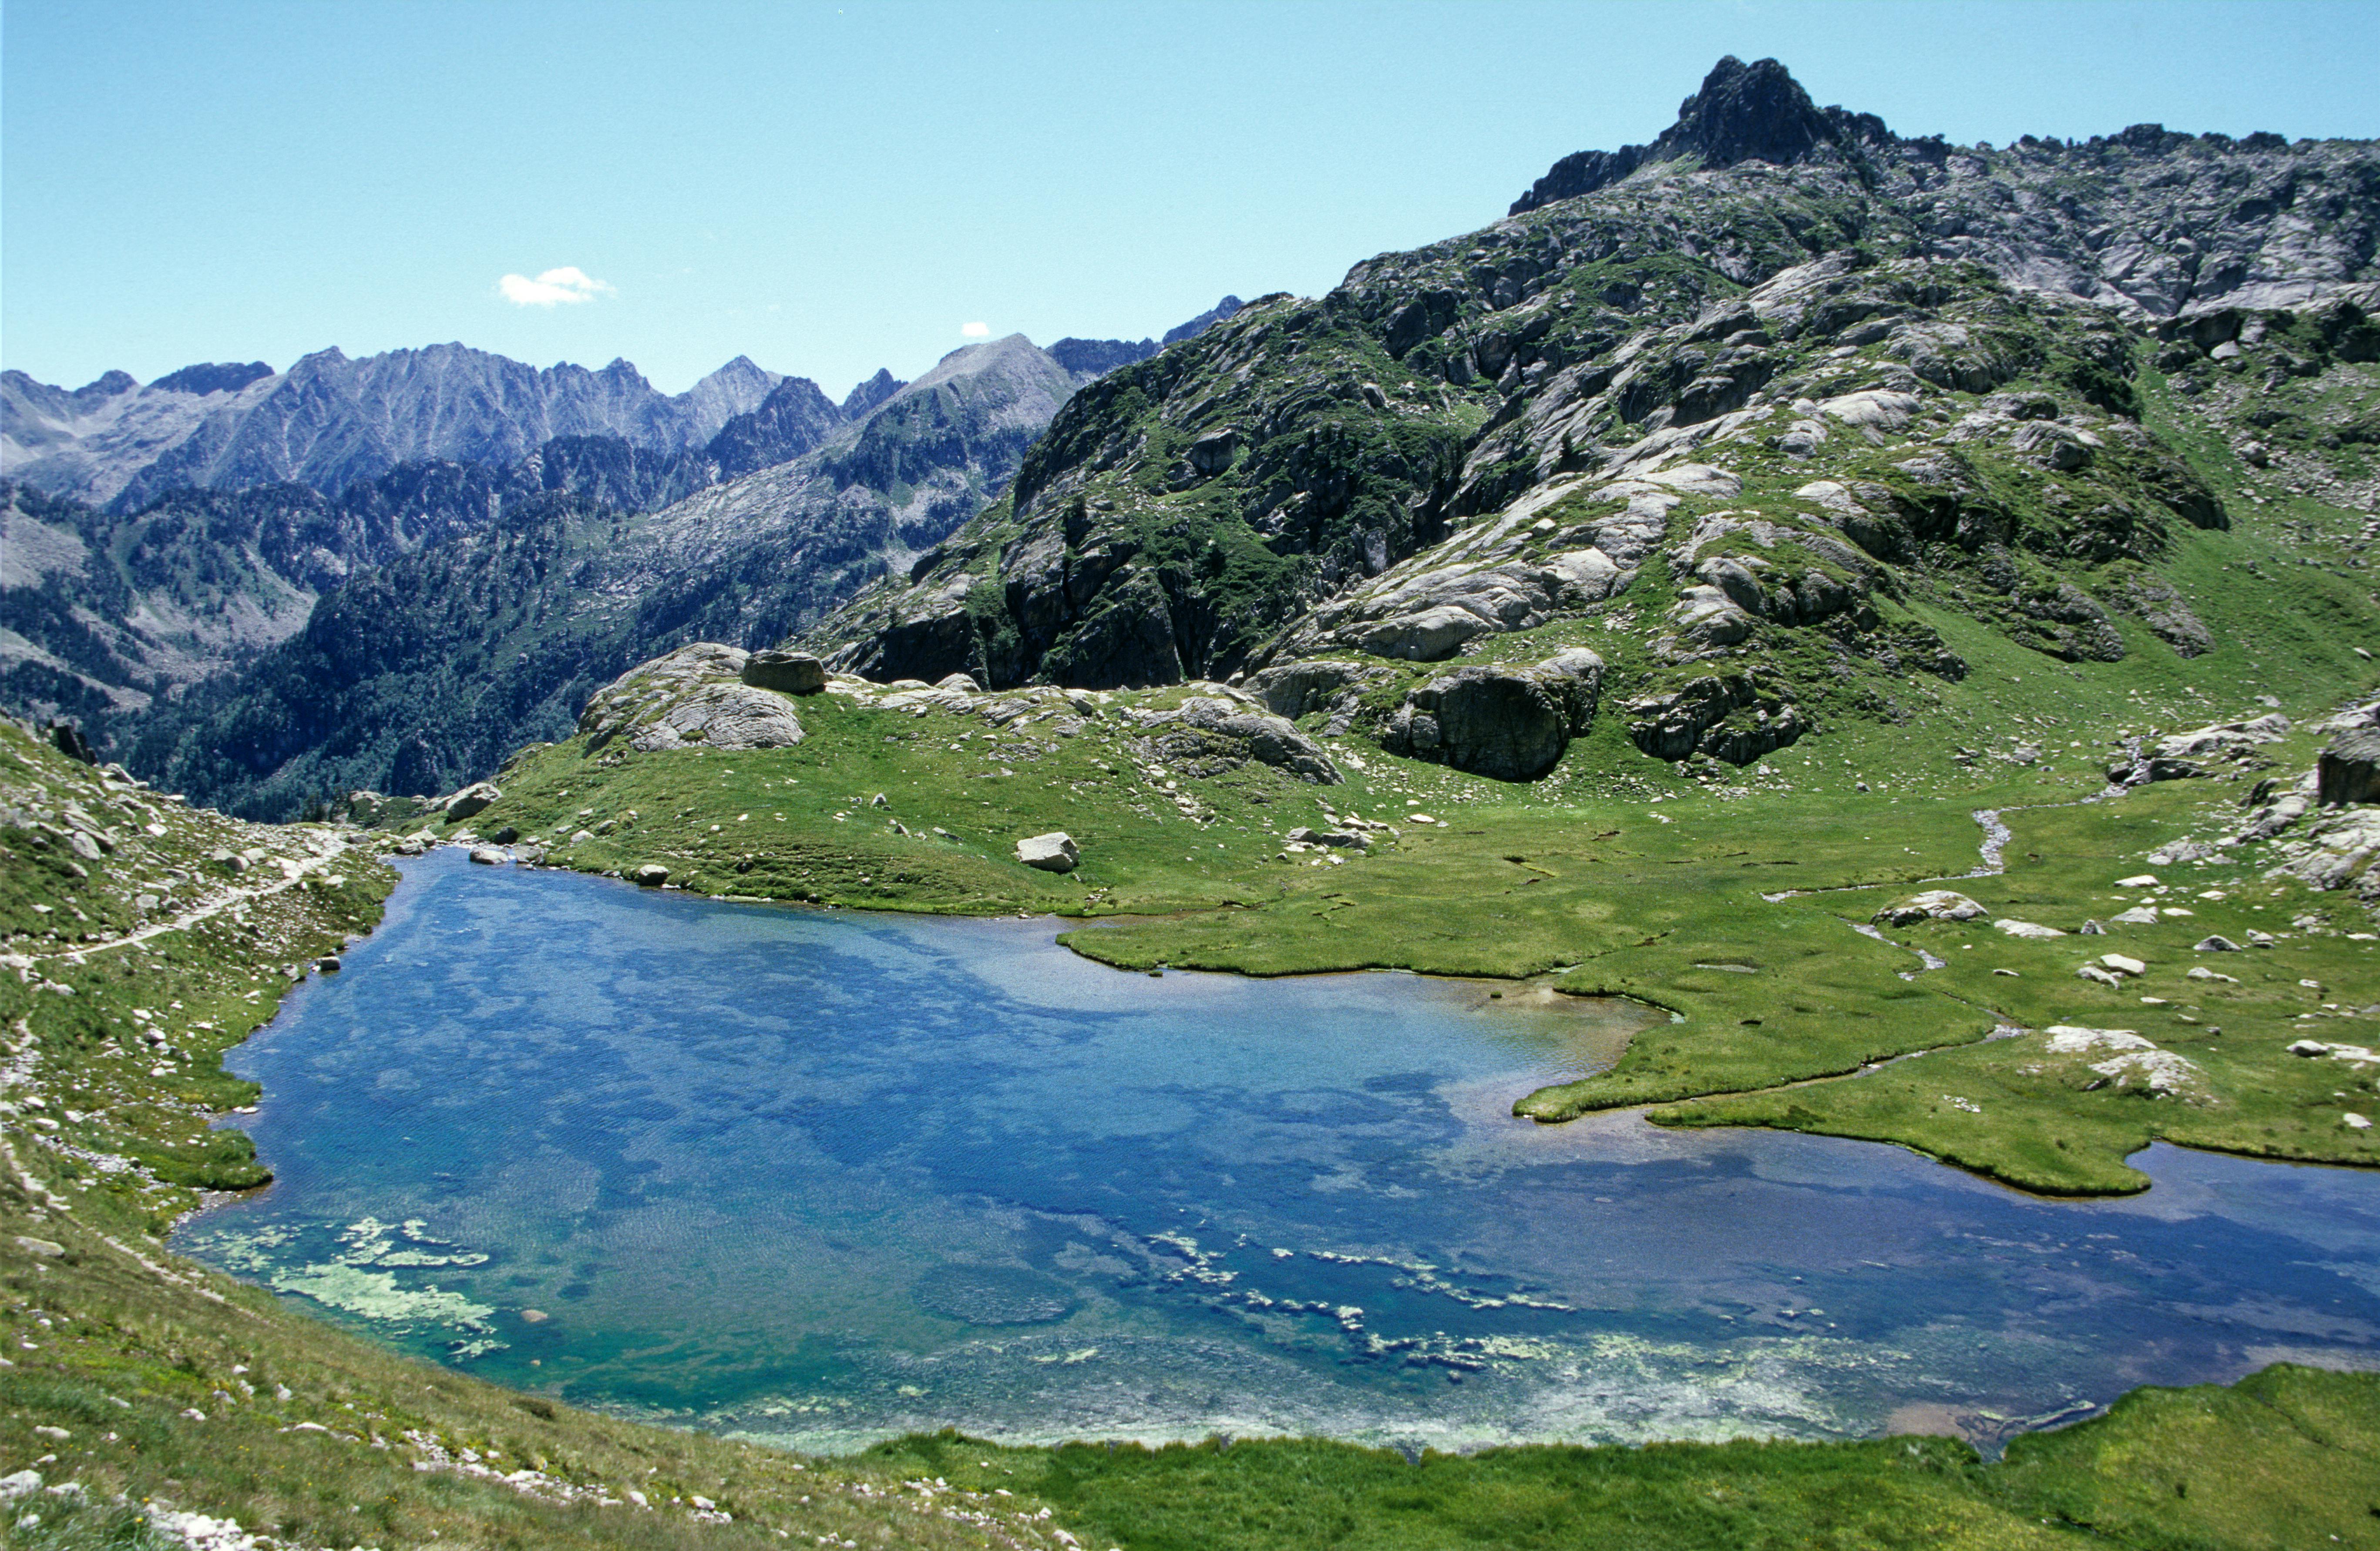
[444,782,501,822]
[1380,647,1602,782]
[1186,428,1240,476]
[1132,697,1343,784]
[741,649,827,695]
[2319,729,2380,806]
[1016,833,1080,873]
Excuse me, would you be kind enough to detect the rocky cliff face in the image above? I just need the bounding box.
[804,58,2377,780]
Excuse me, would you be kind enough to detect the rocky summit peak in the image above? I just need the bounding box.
[1510,55,1887,215]
[1664,56,1835,170]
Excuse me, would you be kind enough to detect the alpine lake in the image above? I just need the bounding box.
[175,850,2380,1455]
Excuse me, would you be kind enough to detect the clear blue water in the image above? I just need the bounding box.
[178,850,2380,1454]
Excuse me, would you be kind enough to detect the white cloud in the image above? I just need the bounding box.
[959,321,990,338]
[498,267,616,307]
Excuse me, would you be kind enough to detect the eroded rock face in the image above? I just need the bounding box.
[1381,647,1602,782]
[1247,659,1397,727]
[1131,696,1343,784]
[2319,729,2380,806]
[628,682,807,752]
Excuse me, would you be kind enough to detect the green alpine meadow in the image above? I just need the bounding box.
[7,37,2380,1551]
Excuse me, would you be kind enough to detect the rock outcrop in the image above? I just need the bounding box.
[1129,696,1343,784]
[1626,672,1804,765]
[578,643,805,753]
[1379,648,1603,782]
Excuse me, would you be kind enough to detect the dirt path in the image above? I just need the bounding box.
[20,827,357,970]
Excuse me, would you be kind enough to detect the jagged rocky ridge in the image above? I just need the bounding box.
[806,56,2377,777]
[0,345,801,508]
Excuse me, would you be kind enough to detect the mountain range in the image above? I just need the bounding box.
[0,300,1241,722]
[2,299,1244,814]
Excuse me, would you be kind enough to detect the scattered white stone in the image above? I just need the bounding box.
[2100,953,2147,976]
[2116,874,2159,887]
[2348,1114,2373,1131]
[1994,919,2066,939]
[1874,890,1988,927]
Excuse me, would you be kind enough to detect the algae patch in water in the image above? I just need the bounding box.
[913,1264,1081,1326]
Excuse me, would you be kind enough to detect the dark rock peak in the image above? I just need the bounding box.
[705,373,846,480]
[1511,56,1888,215]
[1048,336,1157,376]
[1664,56,1839,170]
[1163,295,1246,345]
[1049,297,1253,379]
[841,368,906,418]
[149,361,274,396]
[77,369,139,400]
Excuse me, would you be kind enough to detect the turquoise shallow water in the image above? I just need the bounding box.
[178,850,2380,1453]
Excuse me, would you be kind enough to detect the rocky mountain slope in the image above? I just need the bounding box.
[806,56,2377,791]
[3,345,793,508]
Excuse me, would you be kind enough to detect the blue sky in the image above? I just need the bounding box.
[4,0,2374,398]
